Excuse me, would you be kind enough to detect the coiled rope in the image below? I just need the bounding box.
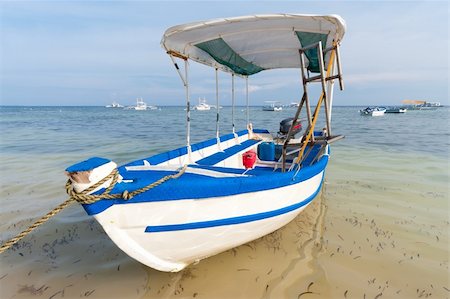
[0,165,187,254]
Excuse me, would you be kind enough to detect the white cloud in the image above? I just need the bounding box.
[248,84,261,93]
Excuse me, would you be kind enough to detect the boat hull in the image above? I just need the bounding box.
[92,168,325,272]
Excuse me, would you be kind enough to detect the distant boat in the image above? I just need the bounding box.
[263,101,282,111]
[125,98,157,110]
[359,106,386,116]
[106,101,124,108]
[425,102,442,108]
[401,100,442,110]
[418,102,441,110]
[385,107,406,113]
[193,98,211,111]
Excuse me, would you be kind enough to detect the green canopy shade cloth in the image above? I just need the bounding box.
[296,32,329,73]
[195,38,265,76]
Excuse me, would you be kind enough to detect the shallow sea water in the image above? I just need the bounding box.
[0,106,448,298]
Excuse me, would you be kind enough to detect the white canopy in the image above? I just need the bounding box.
[161,14,346,76]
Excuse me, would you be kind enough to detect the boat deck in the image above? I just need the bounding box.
[196,139,261,166]
[118,127,326,181]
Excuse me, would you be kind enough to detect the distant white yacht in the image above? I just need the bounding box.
[125,98,157,110]
[105,101,124,108]
[193,97,211,111]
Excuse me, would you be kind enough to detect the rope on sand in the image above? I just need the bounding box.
[0,165,187,254]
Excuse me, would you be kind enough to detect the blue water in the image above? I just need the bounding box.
[1,106,448,159]
[0,105,448,298]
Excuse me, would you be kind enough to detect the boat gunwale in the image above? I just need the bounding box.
[82,147,328,216]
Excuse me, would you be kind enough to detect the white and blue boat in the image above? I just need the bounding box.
[262,101,283,111]
[359,106,387,116]
[65,14,346,272]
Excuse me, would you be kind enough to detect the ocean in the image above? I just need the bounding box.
[0,106,448,299]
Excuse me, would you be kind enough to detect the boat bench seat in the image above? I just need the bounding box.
[195,139,261,166]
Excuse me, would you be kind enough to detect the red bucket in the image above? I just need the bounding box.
[242,150,257,169]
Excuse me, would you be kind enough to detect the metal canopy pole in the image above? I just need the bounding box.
[326,51,336,124]
[169,55,186,86]
[231,74,237,139]
[246,76,249,125]
[328,42,344,121]
[298,49,314,143]
[335,43,344,91]
[317,41,331,137]
[215,68,220,145]
[184,59,192,162]
[168,54,192,163]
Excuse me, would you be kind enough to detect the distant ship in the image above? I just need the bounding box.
[193,97,211,111]
[401,100,442,110]
[105,101,124,108]
[124,98,158,110]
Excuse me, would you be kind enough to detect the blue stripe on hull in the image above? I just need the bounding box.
[145,174,324,233]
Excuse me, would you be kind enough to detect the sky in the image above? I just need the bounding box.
[0,1,448,106]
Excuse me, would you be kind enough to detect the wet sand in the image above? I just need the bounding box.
[310,149,449,298]
[0,203,148,299]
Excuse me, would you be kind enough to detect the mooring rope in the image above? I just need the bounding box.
[0,165,187,254]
